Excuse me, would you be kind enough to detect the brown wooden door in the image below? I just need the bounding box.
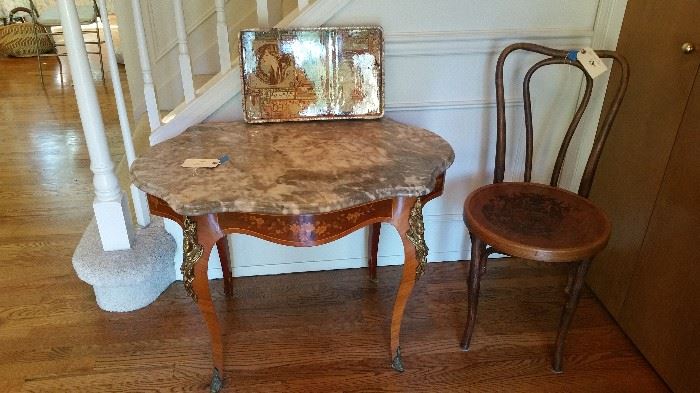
[587,1,700,392]
[616,67,700,393]
[587,0,700,316]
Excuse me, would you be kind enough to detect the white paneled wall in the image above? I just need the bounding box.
[185,0,627,279]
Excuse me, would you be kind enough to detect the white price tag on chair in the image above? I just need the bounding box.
[181,158,220,168]
[577,48,608,79]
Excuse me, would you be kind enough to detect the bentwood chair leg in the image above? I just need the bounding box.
[480,246,495,277]
[564,262,577,295]
[552,259,591,372]
[460,234,486,351]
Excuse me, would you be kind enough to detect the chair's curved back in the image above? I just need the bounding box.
[493,43,629,198]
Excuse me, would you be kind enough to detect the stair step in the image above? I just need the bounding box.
[193,73,216,92]
[72,217,176,312]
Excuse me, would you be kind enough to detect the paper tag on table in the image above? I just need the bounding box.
[181,158,220,168]
[577,48,608,79]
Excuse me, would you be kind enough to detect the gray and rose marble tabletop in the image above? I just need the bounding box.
[131,119,455,216]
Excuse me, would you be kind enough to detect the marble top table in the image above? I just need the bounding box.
[131,118,454,392]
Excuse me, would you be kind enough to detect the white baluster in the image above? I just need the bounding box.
[131,0,161,131]
[256,0,283,28]
[256,0,270,27]
[297,0,309,10]
[96,0,151,227]
[214,0,231,73]
[57,0,134,250]
[173,0,195,102]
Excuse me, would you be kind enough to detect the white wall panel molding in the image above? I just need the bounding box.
[326,0,600,32]
[385,29,593,57]
[386,98,523,112]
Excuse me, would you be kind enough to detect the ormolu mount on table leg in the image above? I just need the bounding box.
[407,198,429,280]
[181,216,202,302]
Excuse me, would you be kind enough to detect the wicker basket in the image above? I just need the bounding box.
[0,8,54,57]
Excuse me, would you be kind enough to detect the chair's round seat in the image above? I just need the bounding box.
[464,182,610,262]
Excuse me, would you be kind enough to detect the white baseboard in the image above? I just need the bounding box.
[201,251,472,279]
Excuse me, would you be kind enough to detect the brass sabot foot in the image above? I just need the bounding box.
[391,347,405,372]
[210,368,223,393]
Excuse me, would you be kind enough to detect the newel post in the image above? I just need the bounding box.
[58,0,134,250]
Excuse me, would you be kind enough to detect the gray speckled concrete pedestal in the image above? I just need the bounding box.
[72,217,177,312]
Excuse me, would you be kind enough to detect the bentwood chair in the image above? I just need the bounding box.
[28,0,105,85]
[460,43,629,372]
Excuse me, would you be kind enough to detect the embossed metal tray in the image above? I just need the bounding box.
[239,27,384,123]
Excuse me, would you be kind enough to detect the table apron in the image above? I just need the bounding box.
[146,173,445,248]
[220,198,394,246]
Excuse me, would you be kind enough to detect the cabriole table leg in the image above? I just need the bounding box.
[389,197,429,372]
[183,215,226,393]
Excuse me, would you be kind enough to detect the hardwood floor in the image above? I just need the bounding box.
[0,57,670,392]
